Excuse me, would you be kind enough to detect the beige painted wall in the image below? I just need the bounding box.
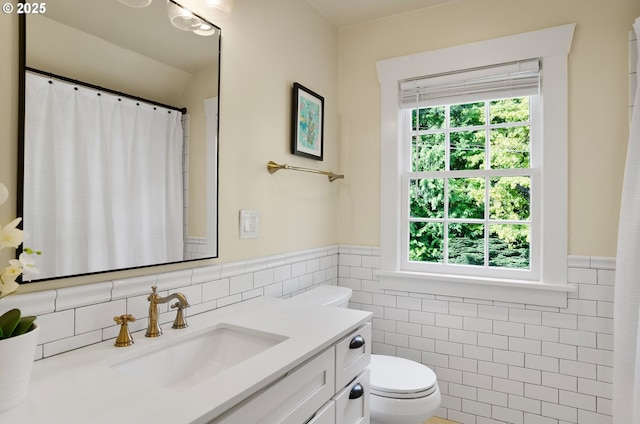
[0,14,19,251]
[337,0,640,257]
[2,0,636,292]
[216,0,340,261]
[0,0,340,291]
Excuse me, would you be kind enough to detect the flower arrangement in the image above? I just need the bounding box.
[0,182,40,340]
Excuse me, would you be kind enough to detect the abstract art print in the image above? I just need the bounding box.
[291,82,324,160]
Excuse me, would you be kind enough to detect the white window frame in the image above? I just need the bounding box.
[376,24,576,307]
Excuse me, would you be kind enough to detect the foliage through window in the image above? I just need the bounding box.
[405,97,533,273]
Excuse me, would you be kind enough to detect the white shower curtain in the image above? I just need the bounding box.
[613,17,640,424]
[23,72,184,279]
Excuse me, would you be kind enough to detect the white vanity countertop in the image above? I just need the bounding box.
[0,296,372,424]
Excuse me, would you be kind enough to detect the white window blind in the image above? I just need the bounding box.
[400,59,540,108]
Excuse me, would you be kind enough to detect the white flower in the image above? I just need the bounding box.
[0,261,21,297]
[0,217,24,249]
[0,182,41,303]
[0,280,19,298]
[17,251,39,281]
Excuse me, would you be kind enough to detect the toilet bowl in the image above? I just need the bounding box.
[289,285,441,424]
[369,354,441,424]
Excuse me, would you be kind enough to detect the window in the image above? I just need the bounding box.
[376,25,575,306]
[402,61,540,281]
[405,97,536,277]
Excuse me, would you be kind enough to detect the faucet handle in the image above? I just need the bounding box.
[171,301,188,329]
[113,314,136,347]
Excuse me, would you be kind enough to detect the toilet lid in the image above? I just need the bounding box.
[370,355,438,399]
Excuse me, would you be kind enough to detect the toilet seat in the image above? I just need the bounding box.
[370,355,438,399]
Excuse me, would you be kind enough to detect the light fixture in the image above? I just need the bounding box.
[118,0,152,7]
[204,0,233,21]
[166,0,222,36]
[194,22,217,36]
[166,0,203,31]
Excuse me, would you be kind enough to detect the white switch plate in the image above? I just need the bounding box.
[239,210,260,239]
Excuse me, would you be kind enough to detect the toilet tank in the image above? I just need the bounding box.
[291,285,353,308]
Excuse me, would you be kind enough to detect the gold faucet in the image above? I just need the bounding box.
[145,285,190,337]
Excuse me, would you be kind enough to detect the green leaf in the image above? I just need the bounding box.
[0,309,21,338]
[13,316,36,337]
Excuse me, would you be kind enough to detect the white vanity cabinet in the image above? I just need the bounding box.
[332,368,370,424]
[330,323,371,424]
[2,297,373,424]
[307,401,336,424]
[211,322,371,424]
[211,347,336,424]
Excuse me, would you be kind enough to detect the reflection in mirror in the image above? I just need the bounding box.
[19,0,220,281]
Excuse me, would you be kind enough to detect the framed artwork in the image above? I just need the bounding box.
[291,82,324,161]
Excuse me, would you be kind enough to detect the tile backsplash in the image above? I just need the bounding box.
[340,245,614,424]
[0,245,339,360]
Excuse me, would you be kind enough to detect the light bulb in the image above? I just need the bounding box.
[194,22,217,36]
[167,0,203,31]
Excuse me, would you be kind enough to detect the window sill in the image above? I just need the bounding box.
[376,270,574,308]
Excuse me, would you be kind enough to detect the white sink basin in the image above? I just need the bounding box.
[108,323,287,390]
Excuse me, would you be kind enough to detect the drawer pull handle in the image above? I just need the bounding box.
[349,383,364,399]
[349,335,365,349]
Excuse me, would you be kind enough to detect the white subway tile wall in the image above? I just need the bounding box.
[341,246,614,424]
[184,236,209,259]
[0,246,339,361]
[1,244,616,423]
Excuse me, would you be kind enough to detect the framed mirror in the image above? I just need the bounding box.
[18,0,220,282]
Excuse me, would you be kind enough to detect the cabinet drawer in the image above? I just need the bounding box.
[306,401,336,424]
[334,368,370,424]
[335,323,371,390]
[212,347,335,424]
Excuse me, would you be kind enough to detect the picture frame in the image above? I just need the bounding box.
[291,82,324,161]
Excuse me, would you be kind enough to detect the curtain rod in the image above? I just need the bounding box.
[267,161,344,182]
[26,67,187,114]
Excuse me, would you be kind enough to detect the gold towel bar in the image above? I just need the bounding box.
[267,161,344,182]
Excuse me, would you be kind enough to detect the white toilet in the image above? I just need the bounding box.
[290,285,441,424]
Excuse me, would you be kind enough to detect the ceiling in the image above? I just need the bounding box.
[36,0,456,74]
[306,0,457,27]
[39,0,217,73]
